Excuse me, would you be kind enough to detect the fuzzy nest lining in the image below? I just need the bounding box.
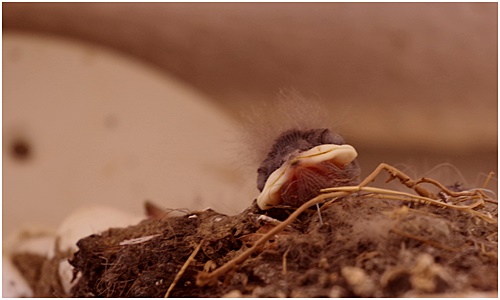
[43,193,498,297]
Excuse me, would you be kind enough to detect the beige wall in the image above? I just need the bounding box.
[4,3,497,151]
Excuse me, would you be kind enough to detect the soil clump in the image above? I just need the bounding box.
[58,193,498,297]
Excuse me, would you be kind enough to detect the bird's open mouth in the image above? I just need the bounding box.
[257,144,358,210]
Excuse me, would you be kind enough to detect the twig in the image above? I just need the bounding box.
[196,191,350,287]
[322,186,486,210]
[482,171,495,189]
[321,186,496,223]
[357,163,437,199]
[415,177,488,200]
[282,246,290,276]
[165,240,203,298]
[315,203,324,225]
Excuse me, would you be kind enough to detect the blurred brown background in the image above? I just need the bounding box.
[4,3,497,149]
[3,3,497,234]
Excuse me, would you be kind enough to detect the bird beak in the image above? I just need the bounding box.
[256,144,358,210]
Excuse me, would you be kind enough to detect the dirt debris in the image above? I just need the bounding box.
[54,192,497,298]
[9,169,498,298]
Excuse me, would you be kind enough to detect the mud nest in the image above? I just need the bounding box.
[63,192,496,297]
[14,164,497,297]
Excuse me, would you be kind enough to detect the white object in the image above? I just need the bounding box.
[3,205,143,296]
[3,32,255,237]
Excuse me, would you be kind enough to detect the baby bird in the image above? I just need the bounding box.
[256,128,361,210]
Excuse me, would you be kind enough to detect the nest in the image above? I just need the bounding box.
[15,164,498,297]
